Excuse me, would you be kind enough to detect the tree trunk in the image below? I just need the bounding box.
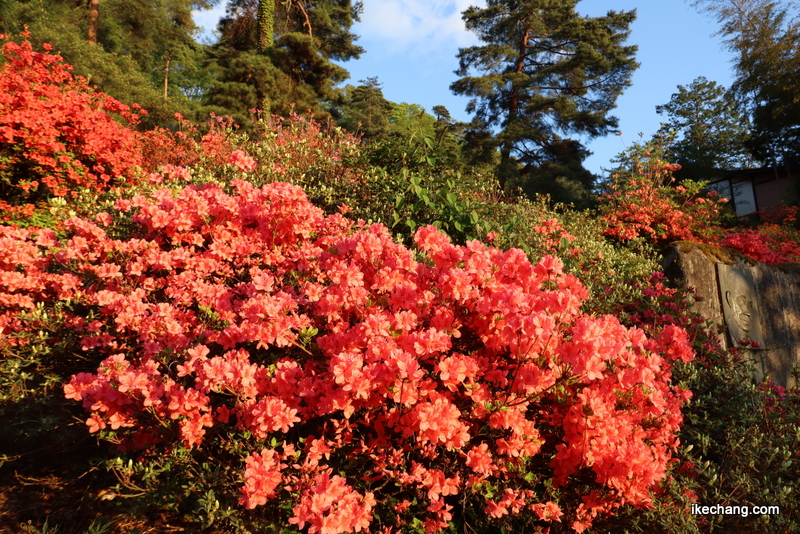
[87,0,100,44]
[257,0,275,53]
[256,0,276,113]
[163,52,172,101]
[498,28,532,191]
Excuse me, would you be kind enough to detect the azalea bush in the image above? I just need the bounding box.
[600,166,800,265]
[601,273,800,534]
[719,226,800,264]
[720,205,800,264]
[0,33,143,223]
[598,140,730,249]
[179,111,371,207]
[598,136,729,249]
[5,30,797,534]
[600,175,729,248]
[598,137,800,267]
[480,195,660,317]
[180,111,505,248]
[136,113,238,175]
[0,178,694,533]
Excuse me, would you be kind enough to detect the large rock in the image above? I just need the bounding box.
[663,241,799,388]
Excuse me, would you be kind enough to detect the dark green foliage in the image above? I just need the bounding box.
[204,0,363,124]
[201,49,283,125]
[655,76,756,179]
[430,105,476,172]
[329,77,395,141]
[391,168,497,245]
[515,138,597,209]
[365,102,439,171]
[736,3,800,167]
[450,0,638,197]
[330,84,479,177]
[694,0,800,167]
[96,0,213,99]
[1,0,218,127]
[0,299,120,534]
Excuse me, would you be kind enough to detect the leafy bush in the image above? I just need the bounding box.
[719,206,800,264]
[0,33,143,222]
[177,111,503,247]
[473,195,659,317]
[598,163,729,249]
[598,273,800,534]
[599,136,800,266]
[2,179,694,533]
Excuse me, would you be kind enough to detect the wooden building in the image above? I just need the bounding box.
[707,167,799,219]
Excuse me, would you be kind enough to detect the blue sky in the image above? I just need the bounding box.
[193,1,736,177]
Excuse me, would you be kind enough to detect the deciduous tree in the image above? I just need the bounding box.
[693,0,800,166]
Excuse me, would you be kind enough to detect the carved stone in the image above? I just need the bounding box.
[662,241,800,388]
[661,243,726,348]
[717,264,766,382]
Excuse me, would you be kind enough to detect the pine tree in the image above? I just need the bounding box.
[329,77,395,141]
[655,76,756,179]
[450,0,638,198]
[204,0,364,125]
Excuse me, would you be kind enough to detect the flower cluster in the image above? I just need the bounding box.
[599,173,800,265]
[0,179,693,532]
[720,225,800,264]
[759,204,799,225]
[229,150,256,173]
[0,33,142,219]
[599,144,800,265]
[534,217,577,255]
[599,178,728,248]
[136,112,243,177]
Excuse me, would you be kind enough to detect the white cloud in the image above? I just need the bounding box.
[192,2,484,53]
[358,0,483,54]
